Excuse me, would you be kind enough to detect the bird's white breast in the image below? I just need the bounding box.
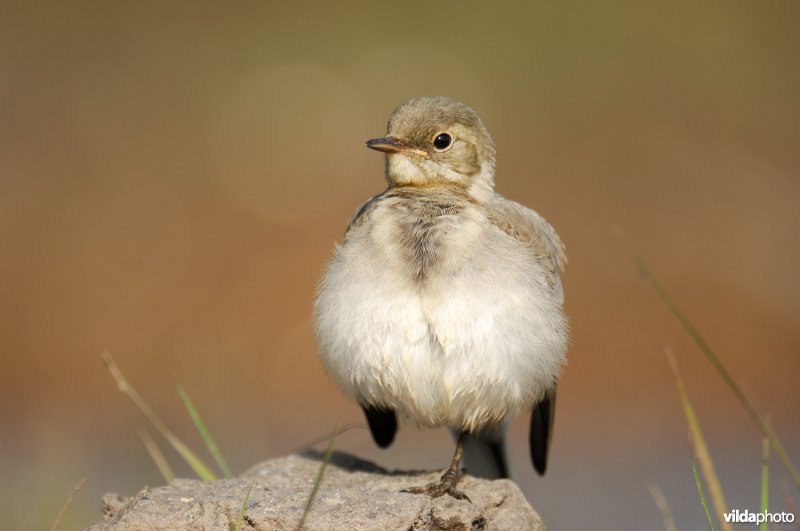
[313,196,567,433]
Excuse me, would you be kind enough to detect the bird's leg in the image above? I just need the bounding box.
[401,431,471,502]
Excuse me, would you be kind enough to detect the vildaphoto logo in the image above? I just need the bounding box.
[723,509,795,525]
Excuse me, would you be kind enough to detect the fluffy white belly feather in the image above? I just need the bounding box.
[313,207,567,433]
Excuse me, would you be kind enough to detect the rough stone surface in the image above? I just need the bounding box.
[87,451,545,530]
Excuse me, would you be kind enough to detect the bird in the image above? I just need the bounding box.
[313,96,568,501]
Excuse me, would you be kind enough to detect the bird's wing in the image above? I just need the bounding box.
[346,193,399,450]
[486,197,564,475]
[484,197,567,302]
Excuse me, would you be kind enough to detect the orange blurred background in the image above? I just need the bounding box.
[1,2,798,529]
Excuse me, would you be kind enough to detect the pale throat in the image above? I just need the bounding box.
[385,155,429,186]
[385,155,495,202]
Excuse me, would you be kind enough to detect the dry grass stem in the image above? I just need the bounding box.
[139,429,176,483]
[667,348,732,531]
[50,477,87,531]
[647,483,678,531]
[622,240,800,491]
[102,352,217,481]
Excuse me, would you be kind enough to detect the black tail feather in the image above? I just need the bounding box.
[530,390,556,475]
[362,405,397,448]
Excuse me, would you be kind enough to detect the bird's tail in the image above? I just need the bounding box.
[456,429,510,479]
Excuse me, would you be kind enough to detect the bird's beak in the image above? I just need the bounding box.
[365,136,428,158]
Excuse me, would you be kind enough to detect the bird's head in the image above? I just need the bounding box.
[366,96,496,200]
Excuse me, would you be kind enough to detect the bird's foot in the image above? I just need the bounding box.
[401,468,471,502]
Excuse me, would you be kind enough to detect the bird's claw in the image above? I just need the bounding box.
[401,469,471,502]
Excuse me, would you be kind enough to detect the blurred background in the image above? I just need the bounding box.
[1,2,798,529]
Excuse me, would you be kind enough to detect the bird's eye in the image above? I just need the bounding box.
[432,132,452,151]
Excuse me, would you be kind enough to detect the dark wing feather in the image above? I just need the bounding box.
[345,192,384,236]
[530,389,556,475]
[362,405,397,448]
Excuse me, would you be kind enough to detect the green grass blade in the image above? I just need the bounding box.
[102,352,217,481]
[667,349,732,531]
[760,427,770,531]
[692,445,716,531]
[229,481,254,531]
[139,429,175,483]
[49,477,87,531]
[177,382,233,478]
[296,424,337,531]
[627,247,800,491]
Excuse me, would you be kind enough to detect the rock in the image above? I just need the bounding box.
[88,451,545,530]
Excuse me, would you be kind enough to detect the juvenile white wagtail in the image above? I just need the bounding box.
[313,96,568,500]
